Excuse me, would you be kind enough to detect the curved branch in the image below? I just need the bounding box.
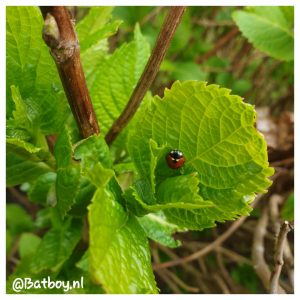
[105,6,186,145]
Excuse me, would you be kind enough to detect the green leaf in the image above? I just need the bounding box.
[74,134,112,168]
[28,172,57,204]
[19,233,41,259]
[281,192,294,221]
[128,81,273,230]
[54,128,81,217]
[88,24,150,135]
[73,134,114,202]
[6,204,34,235]
[77,7,121,52]
[31,218,82,273]
[89,188,158,293]
[138,212,186,248]
[6,155,50,187]
[6,6,68,133]
[7,138,53,165]
[232,7,294,61]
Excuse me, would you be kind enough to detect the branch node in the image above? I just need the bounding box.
[42,13,60,48]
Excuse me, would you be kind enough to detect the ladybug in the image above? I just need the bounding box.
[166,150,185,169]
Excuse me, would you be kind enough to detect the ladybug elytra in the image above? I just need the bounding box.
[166,150,185,169]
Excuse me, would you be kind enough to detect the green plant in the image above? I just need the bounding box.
[6,6,278,294]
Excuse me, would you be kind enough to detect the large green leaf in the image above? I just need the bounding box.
[232,7,294,61]
[6,6,68,133]
[127,81,274,230]
[31,218,82,273]
[89,188,158,293]
[88,24,150,135]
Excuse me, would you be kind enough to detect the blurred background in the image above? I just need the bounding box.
[7,6,294,294]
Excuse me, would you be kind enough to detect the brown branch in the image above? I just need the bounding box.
[270,221,293,294]
[105,6,186,145]
[40,6,99,138]
[196,27,239,64]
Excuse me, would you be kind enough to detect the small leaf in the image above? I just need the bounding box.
[7,138,54,165]
[77,7,121,52]
[7,152,52,187]
[74,134,112,168]
[89,188,158,293]
[138,212,186,248]
[54,128,81,217]
[28,172,57,204]
[31,218,82,273]
[232,7,294,61]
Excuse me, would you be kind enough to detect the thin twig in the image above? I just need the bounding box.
[270,221,293,293]
[196,27,239,64]
[151,245,181,293]
[163,269,200,293]
[186,241,252,265]
[155,243,210,293]
[213,273,230,294]
[192,18,235,27]
[40,6,99,138]
[252,204,286,293]
[153,215,248,270]
[153,196,262,270]
[105,6,186,145]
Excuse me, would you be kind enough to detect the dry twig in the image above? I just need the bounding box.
[270,221,293,293]
[196,27,239,64]
[153,215,248,270]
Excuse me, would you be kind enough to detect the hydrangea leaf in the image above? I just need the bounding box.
[6,152,52,187]
[89,188,158,294]
[28,172,57,204]
[54,128,81,217]
[127,81,274,230]
[7,138,53,165]
[6,6,68,133]
[76,7,122,52]
[74,134,113,169]
[31,218,82,273]
[88,24,150,135]
[138,212,186,248]
[232,7,294,61]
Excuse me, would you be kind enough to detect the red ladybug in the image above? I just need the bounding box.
[166,150,185,169]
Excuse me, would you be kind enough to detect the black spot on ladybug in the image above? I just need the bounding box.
[166,150,185,169]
